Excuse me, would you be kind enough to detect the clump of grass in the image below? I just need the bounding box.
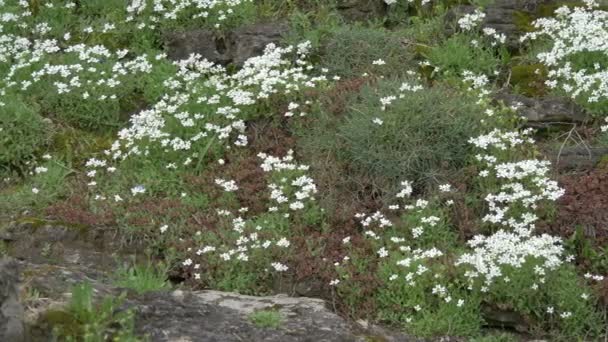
[46,282,141,341]
[426,33,509,78]
[248,309,282,329]
[113,260,170,295]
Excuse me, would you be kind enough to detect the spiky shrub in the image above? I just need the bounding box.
[0,96,49,176]
[335,78,484,196]
[321,25,416,78]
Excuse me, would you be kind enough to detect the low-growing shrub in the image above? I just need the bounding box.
[335,78,485,196]
[320,25,416,78]
[0,96,50,176]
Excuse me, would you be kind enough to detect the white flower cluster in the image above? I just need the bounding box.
[84,42,326,200]
[108,42,323,158]
[259,151,318,212]
[457,230,564,287]
[379,76,423,111]
[470,129,564,231]
[126,0,253,29]
[183,209,293,280]
[458,9,486,31]
[521,3,608,103]
[458,9,506,46]
[0,4,156,104]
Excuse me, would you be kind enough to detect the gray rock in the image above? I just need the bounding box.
[164,30,232,64]
[336,0,387,22]
[164,22,288,66]
[131,290,364,342]
[230,22,289,67]
[493,92,588,126]
[0,258,25,342]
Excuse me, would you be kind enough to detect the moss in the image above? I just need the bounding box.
[14,216,88,232]
[362,335,389,342]
[510,64,548,97]
[512,11,535,34]
[42,309,82,337]
[51,126,114,168]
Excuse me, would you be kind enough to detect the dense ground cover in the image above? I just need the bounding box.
[2,0,608,340]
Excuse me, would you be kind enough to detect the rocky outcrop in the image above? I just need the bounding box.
[131,290,366,342]
[20,261,419,341]
[165,22,288,66]
[1,219,417,341]
[493,92,588,127]
[0,258,24,342]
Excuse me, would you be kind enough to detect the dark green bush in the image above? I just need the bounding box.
[0,96,50,175]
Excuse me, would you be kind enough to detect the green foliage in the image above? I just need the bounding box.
[248,309,282,329]
[23,53,175,131]
[335,79,484,195]
[191,211,293,295]
[478,263,604,340]
[0,160,72,213]
[426,34,509,78]
[320,25,416,78]
[114,260,171,295]
[398,13,446,45]
[282,6,343,55]
[470,332,519,342]
[0,95,50,176]
[48,282,141,341]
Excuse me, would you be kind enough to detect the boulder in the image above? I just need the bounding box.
[493,92,588,127]
[0,258,25,342]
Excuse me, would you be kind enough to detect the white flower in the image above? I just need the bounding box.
[160,225,168,233]
[439,183,452,192]
[131,185,146,195]
[276,238,290,248]
[271,262,288,272]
